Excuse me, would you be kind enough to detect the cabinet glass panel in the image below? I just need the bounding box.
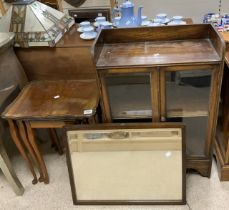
[105,73,152,120]
[165,70,212,156]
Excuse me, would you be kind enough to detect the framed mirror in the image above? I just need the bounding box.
[65,123,186,205]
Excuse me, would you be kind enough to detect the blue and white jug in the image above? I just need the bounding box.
[113,0,143,28]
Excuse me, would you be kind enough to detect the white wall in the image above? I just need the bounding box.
[124,0,222,23]
[222,0,229,14]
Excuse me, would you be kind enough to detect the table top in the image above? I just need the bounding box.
[2,80,99,120]
[221,32,229,43]
[56,19,193,48]
[57,25,94,48]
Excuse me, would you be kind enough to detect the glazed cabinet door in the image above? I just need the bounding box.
[99,68,159,122]
[160,65,220,158]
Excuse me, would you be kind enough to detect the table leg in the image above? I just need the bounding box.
[25,122,49,184]
[49,128,63,155]
[8,119,38,184]
[88,115,96,124]
[17,121,44,183]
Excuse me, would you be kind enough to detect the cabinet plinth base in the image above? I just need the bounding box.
[214,140,229,181]
[186,158,211,177]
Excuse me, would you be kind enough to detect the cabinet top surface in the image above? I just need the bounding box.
[96,39,220,68]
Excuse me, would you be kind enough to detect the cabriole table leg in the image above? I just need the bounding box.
[17,121,43,183]
[25,121,49,184]
[49,128,63,155]
[8,119,38,184]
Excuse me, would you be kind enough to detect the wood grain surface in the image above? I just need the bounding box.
[15,25,96,81]
[96,39,220,68]
[93,24,225,178]
[2,80,99,120]
[94,24,224,67]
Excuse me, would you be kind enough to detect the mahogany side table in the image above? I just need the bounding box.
[2,80,99,184]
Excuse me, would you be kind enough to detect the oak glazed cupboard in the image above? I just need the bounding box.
[92,24,225,177]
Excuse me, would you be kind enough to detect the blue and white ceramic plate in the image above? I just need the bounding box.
[168,21,186,25]
[141,20,151,26]
[80,32,97,40]
[93,21,107,27]
[148,22,161,27]
[161,18,171,24]
[77,27,84,33]
[153,18,170,24]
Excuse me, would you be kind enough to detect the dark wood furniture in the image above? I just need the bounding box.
[215,32,229,181]
[39,0,59,9]
[93,24,225,177]
[2,80,99,184]
[14,20,192,82]
[69,8,111,23]
[14,25,96,81]
[65,123,186,205]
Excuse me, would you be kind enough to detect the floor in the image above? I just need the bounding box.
[1,138,229,210]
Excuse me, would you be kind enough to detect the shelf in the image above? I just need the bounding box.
[108,82,210,119]
[167,82,210,118]
[108,84,152,119]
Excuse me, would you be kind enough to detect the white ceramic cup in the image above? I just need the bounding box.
[82,26,95,37]
[141,15,147,21]
[154,18,162,23]
[100,21,113,29]
[79,21,90,28]
[113,16,121,26]
[156,13,167,21]
[172,16,183,24]
[95,16,106,24]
